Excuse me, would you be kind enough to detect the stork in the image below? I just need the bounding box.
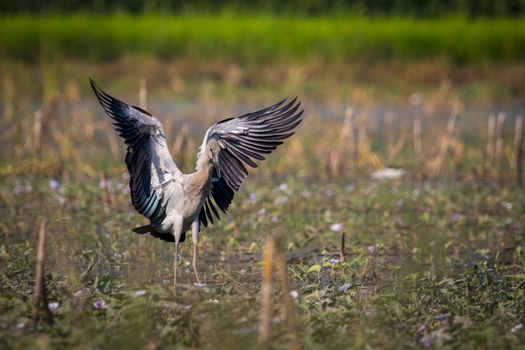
[90,79,303,288]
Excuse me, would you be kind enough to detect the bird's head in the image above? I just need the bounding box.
[207,139,222,177]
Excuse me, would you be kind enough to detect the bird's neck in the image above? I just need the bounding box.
[194,157,214,187]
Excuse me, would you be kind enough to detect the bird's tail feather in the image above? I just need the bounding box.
[131,225,185,243]
[132,224,154,234]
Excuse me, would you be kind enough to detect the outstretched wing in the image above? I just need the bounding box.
[90,79,181,226]
[197,98,303,227]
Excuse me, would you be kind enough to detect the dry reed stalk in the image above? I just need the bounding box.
[50,125,96,177]
[386,133,407,166]
[259,235,301,350]
[384,112,394,151]
[273,237,301,350]
[100,173,117,209]
[329,107,354,178]
[259,236,275,348]
[413,115,422,179]
[32,219,54,329]
[427,108,459,178]
[139,77,147,110]
[105,129,121,160]
[357,119,377,169]
[172,124,189,170]
[341,107,354,143]
[328,148,342,178]
[515,115,524,185]
[340,231,346,263]
[33,110,43,154]
[3,76,14,122]
[487,115,496,176]
[495,112,506,179]
[352,114,360,168]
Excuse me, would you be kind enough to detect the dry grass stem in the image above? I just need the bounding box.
[31,219,54,329]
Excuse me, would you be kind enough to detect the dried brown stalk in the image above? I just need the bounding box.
[139,77,148,110]
[340,231,346,263]
[515,115,524,185]
[258,236,275,348]
[494,112,506,179]
[273,237,300,350]
[259,235,301,350]
[32,219,54,329]
[413,115,422,179]
[487,115,496,172]
[428,108,459,178]
[33,110,43,154]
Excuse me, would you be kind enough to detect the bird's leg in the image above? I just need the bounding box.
[172,216,183,290]
[191,220,202,285]
[173,240,179,290]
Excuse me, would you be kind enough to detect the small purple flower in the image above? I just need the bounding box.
[13,184,32,194]
[271,215,279,223]
[278,183,288,191]
[248,192,257,203]
[48,179,60,191]
[194,282,207,288]
[55,195,66,205]
[257,208,266,217]
[115,183,126,192]
[133,290,146,297]
[48,302,59,312]
[289,290,299,299]
[330,258,339,266]
[419,335,434,348]
[338,283,352,292]
[511,323,523,333]
[451,212,461,222]
[325,189,334,198]
[15,322,26,330]
[330,223,343,232]
[99,178,108,189]
[12,185,23,194]
[93,299,107,309]
[417,324,426,333]
[435,313,450,324]
[363,309,374,317]
[366,245,377,254]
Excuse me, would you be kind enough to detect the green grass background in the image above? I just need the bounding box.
[1,15,525,62]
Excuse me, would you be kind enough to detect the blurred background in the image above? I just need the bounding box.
[0,0,524,183]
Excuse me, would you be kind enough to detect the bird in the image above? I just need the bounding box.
[90,79,303,288]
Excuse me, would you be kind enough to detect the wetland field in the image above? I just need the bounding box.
[1,14,525,350]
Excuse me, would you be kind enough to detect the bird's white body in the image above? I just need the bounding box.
[156,164,214,235]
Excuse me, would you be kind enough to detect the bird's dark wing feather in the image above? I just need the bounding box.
[198,98,303,227]
[90,79,181,226]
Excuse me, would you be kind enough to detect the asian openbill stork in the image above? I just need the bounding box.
[90,79,303,288]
